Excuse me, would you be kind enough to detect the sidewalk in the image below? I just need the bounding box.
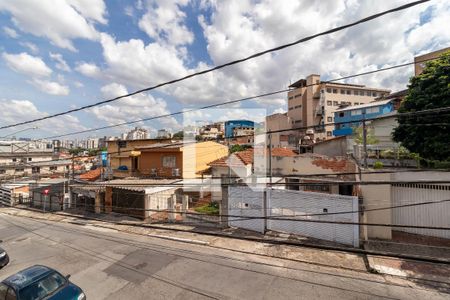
[1,206,450,291]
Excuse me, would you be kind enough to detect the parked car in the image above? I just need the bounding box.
[0,265,85,300]
[0,247,8,269]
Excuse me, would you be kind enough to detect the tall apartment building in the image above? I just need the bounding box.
[286,74,390,139]
[126,127,149,140]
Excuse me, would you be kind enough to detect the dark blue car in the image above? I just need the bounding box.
[0,265,86,300]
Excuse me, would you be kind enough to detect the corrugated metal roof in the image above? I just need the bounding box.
[334,99,392,112]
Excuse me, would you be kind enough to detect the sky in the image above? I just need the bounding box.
[0,0,449,140]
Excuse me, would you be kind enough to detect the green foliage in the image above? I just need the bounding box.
[173,131,184,139]
[393,51,450,161]
[194,202,220,215]
[373,161,384,169]
[68,147,85,155]
[353,126,379,145]
[229,144,251,153]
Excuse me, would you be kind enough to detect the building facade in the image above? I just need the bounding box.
[332,99,395,136]
[414,47,450,75]
[126,127,149,140]
[224,120,254,138]
[286,74,390,139]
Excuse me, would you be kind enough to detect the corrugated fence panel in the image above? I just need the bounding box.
[392,184,450,239]
[228,186,265,233]
[268,189,358,247]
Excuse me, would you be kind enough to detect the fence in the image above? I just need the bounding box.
[228,186,359,247]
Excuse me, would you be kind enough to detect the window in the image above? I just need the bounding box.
[327,117,333,122]
[32,167,40,174]
[354,102,359,106]
[346,90,351,95]
[354,90,359,96]
[339,112,345,117]
[351,109,362,116]
[366,91,371,96]
[12,158,17,162]
[28,158,32,161]
[294,105,302,109]
[288,96,293,100]
[340,89,345,94]
[327,101,332,106]
[327,131,332,137]
[366,106,380,114]
[332,89,337,94]
[333,101,339,106]
[372,92,377,97]
[294,120,302,123]
[15,168,24,172]
[288,107,294,111]
[49,166,57,171]
[340,101,346,105]
[294,94,301,98]
[19,272,66,300]
[162,156,176,168]
[0,170,5,174]
[326,88,331,93]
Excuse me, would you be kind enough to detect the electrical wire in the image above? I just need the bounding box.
[0,0,430,131]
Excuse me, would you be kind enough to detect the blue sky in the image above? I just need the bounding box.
[0,0,449,140]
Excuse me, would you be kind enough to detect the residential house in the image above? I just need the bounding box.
[133,141,228,179]
[332,99,395,136]
[107,138,172,178]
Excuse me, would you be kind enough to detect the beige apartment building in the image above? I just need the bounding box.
[414,46,450,75]
[267,74,390,147]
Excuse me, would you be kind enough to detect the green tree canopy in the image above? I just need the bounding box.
[393,51,450,161]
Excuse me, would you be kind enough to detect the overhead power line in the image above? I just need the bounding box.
[38,56,441,140]
[0,0,429,131]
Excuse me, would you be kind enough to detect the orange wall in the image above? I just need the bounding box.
[138,151,183,176]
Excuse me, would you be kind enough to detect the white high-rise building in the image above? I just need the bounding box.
[126,127,149,140]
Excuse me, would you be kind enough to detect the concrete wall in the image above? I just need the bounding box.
[139,151,183,177]
[271,154,354,176]
[312,137,348,157]
[360,173,392,240]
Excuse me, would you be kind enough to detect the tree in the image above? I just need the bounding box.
[393,51,450,161]
[230,144,251,153]
[352,126,378,145]
[172,131,184,139]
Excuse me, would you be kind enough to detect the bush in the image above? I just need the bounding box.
[194,202,220,215]
[373,161,384,169]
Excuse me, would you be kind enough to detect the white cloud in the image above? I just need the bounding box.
[0,0,107,51]
[3,26,18,38]
[49,52,71,72]
[3,52,52,77]
[20,42,39,54]
[98,33,188,86]
[30,78,70,96]
[89,83,179,130]
[73,81,84,88]
[75,62,101,78]
[124,6,134,17]
[0,99,85,134]
[138,0,194,46]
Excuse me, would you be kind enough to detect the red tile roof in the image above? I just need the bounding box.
[209,148,254,167]
[271,148,297,157]
[79,168,101,181]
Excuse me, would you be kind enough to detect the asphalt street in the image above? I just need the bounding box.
[0,213,449,300]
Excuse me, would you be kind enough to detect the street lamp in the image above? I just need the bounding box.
[0,126,38,139]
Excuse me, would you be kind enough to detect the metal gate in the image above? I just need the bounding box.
[228,186,265,233]
[392,183,450,239]
[228,187,359,246]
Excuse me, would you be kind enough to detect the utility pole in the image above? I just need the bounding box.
[268,133,272,186]
[362,113,368,169]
